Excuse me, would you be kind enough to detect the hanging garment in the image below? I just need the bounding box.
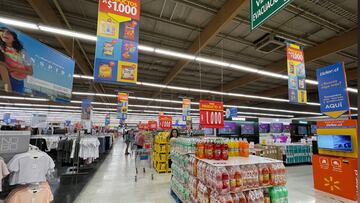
[0,157,10,192]
[5,181,53,203]
[7,150,55,185]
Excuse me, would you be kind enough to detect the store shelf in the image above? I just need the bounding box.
[194,155,282,166]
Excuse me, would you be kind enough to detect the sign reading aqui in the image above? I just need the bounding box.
[316,62,350,118]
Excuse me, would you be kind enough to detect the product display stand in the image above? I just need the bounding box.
[170,143,288,203]
[273,143,312,165]
[153,132,171,173]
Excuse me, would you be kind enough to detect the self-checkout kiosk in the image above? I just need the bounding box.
[312,119,357,201]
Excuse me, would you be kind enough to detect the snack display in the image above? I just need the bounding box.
[153,132,171,173]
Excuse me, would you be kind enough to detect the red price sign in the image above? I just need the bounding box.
[99,0,140,20]
[199,100,224,128]
[159,116,172,130]
[138,122,148,130]
[148,120,157,130]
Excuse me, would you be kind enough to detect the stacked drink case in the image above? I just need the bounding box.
[171,137,288,203]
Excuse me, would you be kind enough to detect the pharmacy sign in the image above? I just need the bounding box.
[251,0,292,31]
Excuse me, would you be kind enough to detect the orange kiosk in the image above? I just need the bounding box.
[312,119,358,201]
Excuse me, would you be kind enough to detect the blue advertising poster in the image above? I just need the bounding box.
[3,113,11,124]
[225,108,238,119]
[105,113,110,126]
[316,62,349,118]
[81,99,92,120]
[0,23,75,102]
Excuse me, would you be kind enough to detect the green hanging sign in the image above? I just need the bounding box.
[251,0,293,31]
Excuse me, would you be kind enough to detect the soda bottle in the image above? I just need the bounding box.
[262,164,270,186]
[214,141,222,160]
[264,189,271,203]
[227,166,237,192]
[238,192,247,203]
[227,139,233,157]
[221,142,229,160]
[234,166,242,190]
[243,139,250,157]
[208,141,214,160]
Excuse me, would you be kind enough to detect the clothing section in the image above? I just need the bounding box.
[0,130,115,203]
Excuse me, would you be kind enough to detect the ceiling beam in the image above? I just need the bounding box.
[219,29,358,92]
[161,0,247,85]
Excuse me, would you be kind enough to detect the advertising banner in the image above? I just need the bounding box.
[105,113,110,126]
[117,92,128,120]
[81,99,92,120]
[182,98,191,121]
[287,43,307,104]
[316,63,350,118]
[148,120,157,130]
[3,113,11,124]
[199,100,224,128]
[159,115,172,130]
[0,23,75,102]
[251,0,292,30]
[94,0,140,84]
[225,107,238,119]
[31,114,47,128]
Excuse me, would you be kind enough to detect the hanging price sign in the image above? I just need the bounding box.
[99,0,140,20]
[148,120,157,130]
[199,100,224,128]
[159,115,172,130]
[138,122,148,130]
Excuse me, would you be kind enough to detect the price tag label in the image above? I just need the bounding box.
[199,100,224,128]
[99,0,140,20]
[159,116,172,130]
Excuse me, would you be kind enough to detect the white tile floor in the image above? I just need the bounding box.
[75,139,356,203]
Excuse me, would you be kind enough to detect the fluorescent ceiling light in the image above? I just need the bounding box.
[0,95,49,101]
[196,57,230,67]
[238,112,293,118]
[38,25,97,41]
[0,17,38,29]
[138,45,155,52]
[229,64,259,73]
[155,48,195,60]
[347,88,358,93]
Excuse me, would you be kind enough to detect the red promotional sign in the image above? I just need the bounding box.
[138,122,148,130]
[199,100,224,128]
[159,116,172,130]
[148,120,157,130]
[99,0,140,20]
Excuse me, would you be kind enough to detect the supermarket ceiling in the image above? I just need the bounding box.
[0,0,358,118]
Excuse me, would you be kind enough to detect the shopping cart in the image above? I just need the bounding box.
[134,146,154,182]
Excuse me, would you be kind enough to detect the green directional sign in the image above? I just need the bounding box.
[251,0,293,31]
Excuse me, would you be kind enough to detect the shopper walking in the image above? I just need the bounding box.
[170,128,179,138]
[124,129,134,155]
[169,128,179,168]
[134,131,145,149]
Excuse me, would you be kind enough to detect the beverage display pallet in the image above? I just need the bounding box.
[170,189,184,203]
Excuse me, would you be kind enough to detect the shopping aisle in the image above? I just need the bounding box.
[75,139,173,203]
[75,140,355,203]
